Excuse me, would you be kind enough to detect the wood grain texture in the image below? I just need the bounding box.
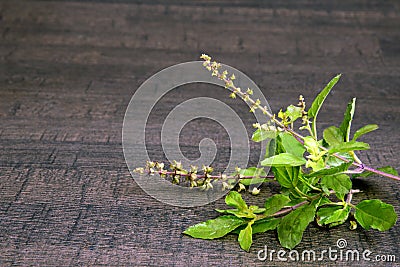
[0,0,399,266]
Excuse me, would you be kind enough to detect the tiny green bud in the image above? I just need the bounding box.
[190,180,197,188]
[221,70,228,79]
[190,165,198,173]
[278,109,284,119]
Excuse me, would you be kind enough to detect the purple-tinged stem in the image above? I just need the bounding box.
[362,165,400,181]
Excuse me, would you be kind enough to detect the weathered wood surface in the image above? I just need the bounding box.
[1,0,399,266]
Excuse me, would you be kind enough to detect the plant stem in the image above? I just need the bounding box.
[272,200,309,217]
[362,164,400,181]
[151,170,275,181]
[346,190,354,204]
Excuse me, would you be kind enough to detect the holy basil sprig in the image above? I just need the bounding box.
[137,54,399,251]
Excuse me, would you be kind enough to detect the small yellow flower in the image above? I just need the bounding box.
[238,183,246,192]
[350,220,357,230]
[200,54,211,61]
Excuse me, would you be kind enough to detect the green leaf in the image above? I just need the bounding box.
[317,205,351,227]
[306,158,325,172]
[265,138,276,158]
[216,204,265,219]
[238,222,253,251]
[326,152,352,167]
[183,215,246,239]
[308,74,341,120]
[264,194,291,216]
[279,132,306,158]
[225,191,248,211]
[335,192,346,201]
[328,141,370,154]
[308,74,341,138]
[318,196,333,206]
[215,209,255,219]
[305,161,352,178]
[323,126,344,147]
[353,124,379,141]
[320,173,352,194]
[277,203,317,249]
[239,167,268,186]
[252,218,281,234]
[272,166,300,188]
[303,136,324,160]
[252,128,276,142]
[261,153,306,167]
[285,104,303,122]
[339,98,356,142]
[232,218,280,235]
[354,200,397,231]
[239,168,265,177]
[250,206,266,214]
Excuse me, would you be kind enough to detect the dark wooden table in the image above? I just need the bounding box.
[1,1,399,266]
